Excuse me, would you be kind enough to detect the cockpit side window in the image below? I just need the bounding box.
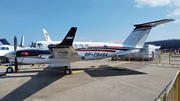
[73,44,78,49]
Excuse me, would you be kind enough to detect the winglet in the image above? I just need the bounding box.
[43,29,52,41]
[134,19,175,28]
[57,27,77,47]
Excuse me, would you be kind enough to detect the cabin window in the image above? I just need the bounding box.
[73,44,78,49]
[84,44,89,49]
[104,45,108,49]
[0,47,10,50]
[5,47,9,50]
[79,44,83,48]
[37,43,43,48]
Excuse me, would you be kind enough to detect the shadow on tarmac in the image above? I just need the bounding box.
[0,67,65,101]
[74,65,147,77]
[0,64,146,101]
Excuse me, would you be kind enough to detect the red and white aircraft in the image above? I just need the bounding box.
[5,19,174,74]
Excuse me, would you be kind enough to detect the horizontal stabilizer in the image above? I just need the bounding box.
[0,39,10,45]
[134,19,175,28]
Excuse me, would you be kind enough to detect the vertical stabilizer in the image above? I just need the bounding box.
[19,36,24,47]
[123,19,174,48]
[43,29,52,41]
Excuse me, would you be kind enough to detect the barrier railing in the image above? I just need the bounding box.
[163,69,180,101]
[112,53,180,67]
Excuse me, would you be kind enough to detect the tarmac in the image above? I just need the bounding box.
[0,59,179,101]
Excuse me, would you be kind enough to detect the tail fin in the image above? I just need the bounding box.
[123,19,174,48]
[48,27,81,61]
[57,27,77,47]
[43,29,52,41]
[19,36,24,47]
[48,27,77,48]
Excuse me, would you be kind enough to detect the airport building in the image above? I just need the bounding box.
[145,39,180,50]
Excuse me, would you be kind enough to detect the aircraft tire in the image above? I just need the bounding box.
[64,69,71,75]
[6,67,13,73]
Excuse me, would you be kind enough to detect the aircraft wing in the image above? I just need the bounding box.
[48,27,82,62]
[0,38,10,45]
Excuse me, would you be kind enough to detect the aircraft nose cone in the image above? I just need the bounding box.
[5,51,16,58]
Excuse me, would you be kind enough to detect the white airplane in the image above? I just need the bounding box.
[5,19,174,74]
[0,36,25,63]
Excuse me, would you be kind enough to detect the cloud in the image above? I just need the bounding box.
[134,0,175,8]
[134,0,180,17]
[167,8,180,16]
[177,26,180,29]
[173,0,180,6]
[174,19,180,24]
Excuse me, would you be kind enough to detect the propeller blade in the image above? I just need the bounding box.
[15,57,18,73]
[14,36,18,73]
[14,36,17,51]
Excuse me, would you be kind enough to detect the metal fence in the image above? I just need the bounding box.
[112,53,180,66]
[163,69,180,101]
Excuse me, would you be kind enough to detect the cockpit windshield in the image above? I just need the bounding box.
[30,42,36,48]
[0,47,10,50]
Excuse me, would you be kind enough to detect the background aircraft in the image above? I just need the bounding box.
[5,19,174,74]
[0,36,24,64]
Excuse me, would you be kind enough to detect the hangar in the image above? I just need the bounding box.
[145,39,180,50]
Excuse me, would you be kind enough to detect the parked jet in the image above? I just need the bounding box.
[5,19,174,74]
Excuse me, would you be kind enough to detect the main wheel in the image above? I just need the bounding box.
[64,69,72,75]
[6,67,13,73]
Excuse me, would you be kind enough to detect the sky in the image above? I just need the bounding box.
[0,0,180,45]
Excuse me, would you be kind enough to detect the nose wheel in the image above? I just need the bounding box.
[6,67,13,73]
[64,66,72,75]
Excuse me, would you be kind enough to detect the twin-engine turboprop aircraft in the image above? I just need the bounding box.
[5,19,174,74]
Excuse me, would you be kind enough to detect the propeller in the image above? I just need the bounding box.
[14,36,18,73]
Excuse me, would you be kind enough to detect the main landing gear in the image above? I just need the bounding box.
[6,61,14,73]
[64,66,72,75]
[6,61,18,73]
